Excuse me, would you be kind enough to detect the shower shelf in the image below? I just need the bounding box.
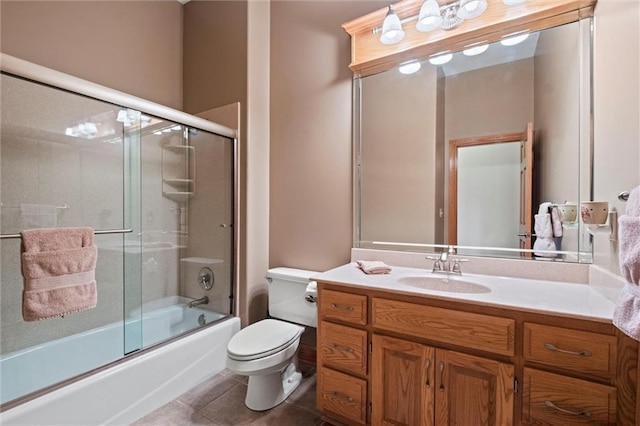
[162,145,195,201]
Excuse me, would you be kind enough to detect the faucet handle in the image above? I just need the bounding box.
[425,255,439,260]
[450,257,469,275]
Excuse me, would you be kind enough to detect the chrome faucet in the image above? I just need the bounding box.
[426,246,466,275]
[188,296,209,308]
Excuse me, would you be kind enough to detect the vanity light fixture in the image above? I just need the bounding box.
[463,43,489,56]
[399,60,422,74]
[418,0,487,32]
[379,5,405,44]
[500,31,530,46]
[428,51,453,65]
[376,0,524,45]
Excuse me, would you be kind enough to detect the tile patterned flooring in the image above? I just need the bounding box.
[132,364,328,426]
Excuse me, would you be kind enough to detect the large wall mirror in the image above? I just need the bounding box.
[354,18,593,262]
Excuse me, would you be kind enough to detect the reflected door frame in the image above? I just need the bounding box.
[448,126,532,250]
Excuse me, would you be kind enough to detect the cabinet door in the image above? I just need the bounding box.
[435,349,514,426]
[372,334,435,426]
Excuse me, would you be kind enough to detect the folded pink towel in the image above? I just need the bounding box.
[356,260,392,275]
[20,227,97,321]
[613,186,640,340]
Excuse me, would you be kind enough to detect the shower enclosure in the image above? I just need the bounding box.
[0,55,237,408]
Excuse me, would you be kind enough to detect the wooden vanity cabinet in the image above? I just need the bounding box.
[372,334,514,426]
[316,282,637,426]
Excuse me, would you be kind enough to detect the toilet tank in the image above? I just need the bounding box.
[267,267,319,328]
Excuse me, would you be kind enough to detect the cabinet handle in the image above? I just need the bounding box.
[331,391,354,403]
[438,361,445,392]
[544,343,592,357]
[544,400,591,417]
[330,303,354,312]
[330,343,354,353]
[425,358,431,388]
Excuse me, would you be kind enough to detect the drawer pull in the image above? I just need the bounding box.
[330,343,355,353]
[544,400,591,417]
[425,358,431,388]
[544,343,592,357]
[438,361,445,392]
[330,303,354,311]
[330,391,355,403]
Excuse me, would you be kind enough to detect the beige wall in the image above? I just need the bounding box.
[0,1,183,109]
[359,65,438,245]
[592,1,640,273]
[269,0,388,273]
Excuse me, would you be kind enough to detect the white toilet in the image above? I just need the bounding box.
[226,267,318,411]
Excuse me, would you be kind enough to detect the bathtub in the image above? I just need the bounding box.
[0,301,240,425]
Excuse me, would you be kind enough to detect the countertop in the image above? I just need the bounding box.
[313,263,616,323]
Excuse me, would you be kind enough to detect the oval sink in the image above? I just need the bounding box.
[397,276,491,294]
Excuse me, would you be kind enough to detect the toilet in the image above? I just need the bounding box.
[226,267,318,411]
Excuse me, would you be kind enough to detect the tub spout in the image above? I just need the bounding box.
[188,296,209,308]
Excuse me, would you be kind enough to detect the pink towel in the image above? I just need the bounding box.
[356,260,392,275]
[20,227,97,321]
[613,186,640,340]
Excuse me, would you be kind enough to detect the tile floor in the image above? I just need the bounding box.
[132,364,329,426]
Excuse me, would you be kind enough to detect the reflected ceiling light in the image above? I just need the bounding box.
[379,5,405,45]
[428,52,453,65]
[463,43,489,56]
[503,0,526,4]
[399,61,421,74]
[500,32,530,46]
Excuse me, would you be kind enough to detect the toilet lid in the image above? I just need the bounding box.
[227,319,304,361]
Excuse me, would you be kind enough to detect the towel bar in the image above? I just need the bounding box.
[619,191,629,201]
[0,228,133,240]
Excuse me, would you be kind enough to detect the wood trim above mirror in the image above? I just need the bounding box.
[342,0,596,76]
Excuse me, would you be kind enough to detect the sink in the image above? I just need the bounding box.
[397,275,491,294]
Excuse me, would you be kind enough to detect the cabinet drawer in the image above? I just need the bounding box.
[319,321,367,376]
[522,368,616,425]
[320,289,367,326]
[523,323,616,376]
[318,367,367,425]
[372,298,515,356]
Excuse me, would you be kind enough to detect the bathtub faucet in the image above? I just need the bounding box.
[188,296,209,308]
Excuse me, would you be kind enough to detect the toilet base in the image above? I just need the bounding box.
[245,362,302,411]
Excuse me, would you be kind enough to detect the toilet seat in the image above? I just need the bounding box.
[227,319,304,361]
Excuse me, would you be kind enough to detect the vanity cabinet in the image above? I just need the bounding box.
[521,322,618,424]
[316,282,636,426]
[372,334,514,426]
[318,289,369,425]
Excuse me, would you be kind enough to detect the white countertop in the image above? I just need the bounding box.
[313,263,616,323]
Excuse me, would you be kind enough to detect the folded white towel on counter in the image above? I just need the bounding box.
[356,260,392,275]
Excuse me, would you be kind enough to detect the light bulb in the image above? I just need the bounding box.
[399,61,421,74]
[463,44,489,56]
[429,53,453,65]
[501,33,529,46]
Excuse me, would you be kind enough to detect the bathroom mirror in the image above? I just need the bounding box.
[354,18,593,262]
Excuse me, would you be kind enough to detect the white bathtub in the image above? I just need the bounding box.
[0,303,240,425]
